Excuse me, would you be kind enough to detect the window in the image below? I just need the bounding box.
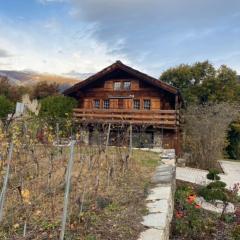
[103,99,110,109]
[93,99,100,108]
[114,82,121,90]
[144,99,151,110]
[123,81,131,90]
[133,99,140,109]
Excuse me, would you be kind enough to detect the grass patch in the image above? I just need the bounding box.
[132,149,160,168]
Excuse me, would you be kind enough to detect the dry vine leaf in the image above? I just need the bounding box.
[21,189,31,205]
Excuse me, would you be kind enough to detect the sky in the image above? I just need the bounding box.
[0,0,240,77]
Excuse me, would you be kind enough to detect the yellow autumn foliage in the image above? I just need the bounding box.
[21,189,31,205]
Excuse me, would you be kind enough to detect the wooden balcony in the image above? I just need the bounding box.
[73,108,180,128]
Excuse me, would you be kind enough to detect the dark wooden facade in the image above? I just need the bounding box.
[64,61,182,155]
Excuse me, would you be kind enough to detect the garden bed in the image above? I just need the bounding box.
[171,181,240,240]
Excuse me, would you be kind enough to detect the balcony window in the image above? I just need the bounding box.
[103,99,110,109]
[144,99,151,110]
[133,99,140,109]
[114,82,121,90]
[93,99,100,108]
[123,81,131,90]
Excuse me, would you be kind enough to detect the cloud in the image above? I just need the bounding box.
[70,0,240,25]
[0,48,12,58]
[67,0,240,75]
[1,0,240,75]
[37,0,68,5]
[0,49,11,58]
[0,15,129,74]
[69,0,240,38]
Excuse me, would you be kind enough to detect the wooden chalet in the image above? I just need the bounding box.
[64,61,182,155]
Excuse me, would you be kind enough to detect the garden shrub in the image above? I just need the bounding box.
[172,185,216,239]
[198,187,228,202]
[207,168,221,180]
[39,95,77,120]
[207,181,226,189]
[0,95,14,119]
[199,169,228,202]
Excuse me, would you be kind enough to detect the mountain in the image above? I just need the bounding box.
[63,71,93,80]
[0,70,81,85]
[0,70,95,92]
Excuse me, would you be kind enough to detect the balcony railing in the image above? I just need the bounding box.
[73,108,179,127]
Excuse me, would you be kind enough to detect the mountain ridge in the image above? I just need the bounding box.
[0,70,94,87]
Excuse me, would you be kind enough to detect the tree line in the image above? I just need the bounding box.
[0,76,77,120]
[160,61,240,164]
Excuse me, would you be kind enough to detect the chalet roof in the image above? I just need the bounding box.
[64,61,180,96]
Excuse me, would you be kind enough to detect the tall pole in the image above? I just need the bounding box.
[60,141,75,240]
[0,142,14,222]
[129,124,133,157]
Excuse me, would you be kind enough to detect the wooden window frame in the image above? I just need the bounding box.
[143,99,151,110]
[113,81,121,91]
[103,99,110,109]
[93,99,100,109]
[113,80,132,91]
[123,81,131,90]
[133,99,140,110]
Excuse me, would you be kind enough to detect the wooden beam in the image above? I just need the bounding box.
[73,108,177,114]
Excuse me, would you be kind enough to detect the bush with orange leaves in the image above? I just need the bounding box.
[172,184,216,239]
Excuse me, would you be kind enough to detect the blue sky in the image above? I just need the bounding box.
[0,0,240,77]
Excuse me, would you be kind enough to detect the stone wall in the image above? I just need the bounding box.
[138,150,176,240]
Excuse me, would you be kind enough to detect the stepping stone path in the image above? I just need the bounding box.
[138,149,176,240]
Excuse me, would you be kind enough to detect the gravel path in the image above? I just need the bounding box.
[176,160,240,191]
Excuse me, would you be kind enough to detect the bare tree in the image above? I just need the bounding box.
[183,103,239,169]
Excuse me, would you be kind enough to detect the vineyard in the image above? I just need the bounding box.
[0,117,160,240]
